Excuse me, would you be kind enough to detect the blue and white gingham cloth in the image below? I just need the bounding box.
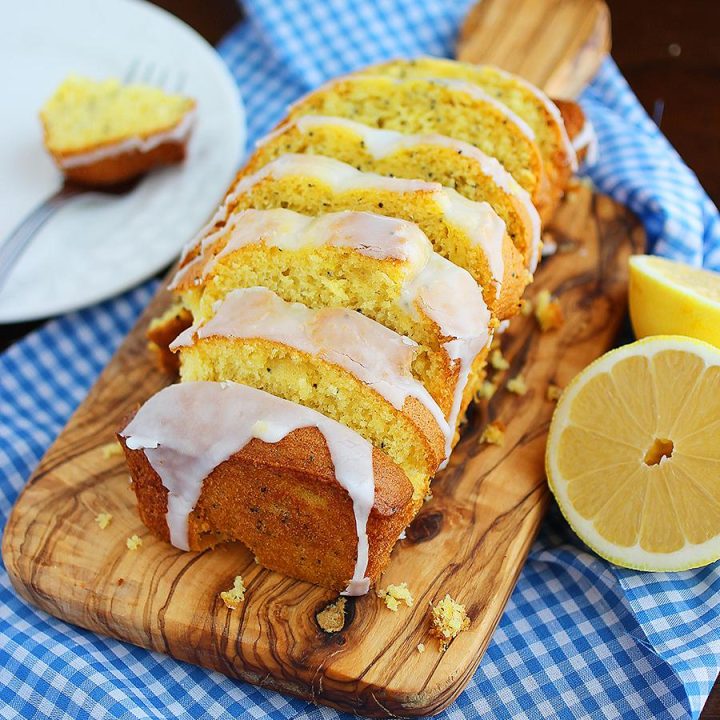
[1,2,719,718]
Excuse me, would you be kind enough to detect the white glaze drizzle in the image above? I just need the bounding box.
[175,154,507,295]
[58,109,196,169]
[400,252,491,464]
[171,287,452,462]
[171,208,430,290]
[120,381,375,596]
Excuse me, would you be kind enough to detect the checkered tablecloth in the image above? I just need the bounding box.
[1,1,719,718]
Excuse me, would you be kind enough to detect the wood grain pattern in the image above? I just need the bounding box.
[2,185,644,716]
[457,0,611,99]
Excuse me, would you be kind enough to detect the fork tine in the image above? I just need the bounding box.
[155,67,170,90]
[172,71,187,94]
[140,61,156,85]
[124,57,140,83]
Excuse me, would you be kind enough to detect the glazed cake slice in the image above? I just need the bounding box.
[201,154,525,319]
[171,209,491,431]
[120,381,415,594]
[40,75,195,185]
[171,287,449,499]
[245,116,541,270]
[371,58,577,220]
[286,74,547,212]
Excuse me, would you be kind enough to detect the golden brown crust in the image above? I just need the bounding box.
[52,139,188,186]
[146,304,193,375]
[553,99,588,163]
[119,426,415,590]
[497,238,530,320]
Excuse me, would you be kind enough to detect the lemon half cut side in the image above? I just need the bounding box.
[546,335,720,571]
[629,254,720,348]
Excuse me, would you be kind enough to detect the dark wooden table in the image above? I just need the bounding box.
[2,1,718,716]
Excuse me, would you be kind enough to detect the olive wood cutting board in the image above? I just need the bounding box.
[2,184,644,716]
[3,1,636,716]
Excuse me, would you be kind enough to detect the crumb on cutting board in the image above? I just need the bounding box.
[101,441,123,459]
[519,298,533,317]
[95,512,113,529]
[507,374,528,396]
[376,582,414,612]
[489,349,510,371]
[126,535,142,551]
[316,596,346,633]
[547,384,563,402]
[480,420,506,446]
[431,594,470,652]
[534,289,564,332]
[476,381,497,401]
[220,576,246,610]
[417,643,425,653]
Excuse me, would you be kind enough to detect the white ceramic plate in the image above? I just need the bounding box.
[0,0,245,322]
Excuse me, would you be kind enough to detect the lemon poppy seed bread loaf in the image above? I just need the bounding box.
[210,153,526,319]
[172,208,492,430]
[286,74,548,212]
[243,115,541,270]
[123,58,585,595]
[370,58,577,220]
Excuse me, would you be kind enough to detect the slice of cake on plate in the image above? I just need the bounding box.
[40,75,195,185]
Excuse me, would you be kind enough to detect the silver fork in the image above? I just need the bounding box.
[0,61,185,295]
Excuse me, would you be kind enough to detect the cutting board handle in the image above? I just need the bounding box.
[457,0,611,98]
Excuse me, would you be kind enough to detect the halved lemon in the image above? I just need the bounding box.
[546,335,720,571]
[629,255,720,348]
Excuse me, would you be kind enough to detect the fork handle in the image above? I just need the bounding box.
[0,184,83,294]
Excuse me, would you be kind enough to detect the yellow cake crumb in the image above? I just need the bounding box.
[519,298,533,317]
[95,512,113,529]
[430,594,470,651]
[417,643,426,653]
[126,535,142,551]
[316,596,347,632]
[476,380,497,401]
[219,576,246,610]
[507,374,528,396]
[534,289,564,332]
[490,334,502,351]
[546,384,563,402]
[480,420,506,446]
[377,582,414,612]
[101,441,123,459]
[489,349,510,371]
[424,490,433,503]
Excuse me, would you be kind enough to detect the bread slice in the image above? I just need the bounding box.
[172,208,491,428]
[204,154,525,319]
[370,58,577,220]
[287,73,547,212]
[172,287,449,498]
[244,116,541,270]
[119,381,415,593]
[40,75,195,185]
